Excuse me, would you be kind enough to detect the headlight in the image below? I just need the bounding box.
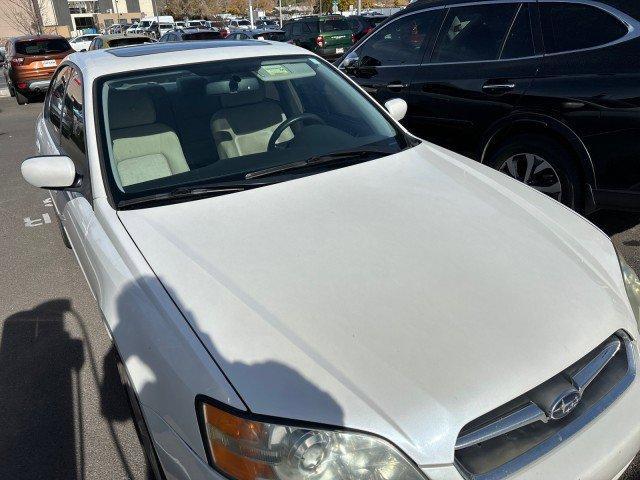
[618,252,640,324]
[198,400,425,480]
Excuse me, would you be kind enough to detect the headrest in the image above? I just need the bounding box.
[207,77,265,108]
[177,76,207,97]
[108,89,156,130]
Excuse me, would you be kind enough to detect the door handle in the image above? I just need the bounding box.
[482,82,515,93]
[387,82,408,92]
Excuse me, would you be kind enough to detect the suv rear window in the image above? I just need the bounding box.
[108,37,153,48]
[184,31,222,40]
[540,2,628,53]
[15,38,70,55]
[321,18,350,32]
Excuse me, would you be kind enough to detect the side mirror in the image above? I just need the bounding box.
[21,155,76,189]
[384,98,407,122]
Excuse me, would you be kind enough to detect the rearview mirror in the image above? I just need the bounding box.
[21,155,76,189]
[384,98,407,123]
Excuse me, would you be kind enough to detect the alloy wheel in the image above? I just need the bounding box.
[499,153,563,202]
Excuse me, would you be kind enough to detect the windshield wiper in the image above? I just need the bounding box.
[117,182,265,209]
[245,148,395,180]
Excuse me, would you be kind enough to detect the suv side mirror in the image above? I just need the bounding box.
[21,155,76,189]
[384,98,407,122]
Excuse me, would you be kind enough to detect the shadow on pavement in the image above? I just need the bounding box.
[0,299,152,479]
[0,299,83,479]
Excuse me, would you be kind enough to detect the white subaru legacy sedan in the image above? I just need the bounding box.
[22,41,640,480]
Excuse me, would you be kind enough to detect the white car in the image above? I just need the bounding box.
[228,18,252,29]
[69,34,98,51]
[22,41,640,480]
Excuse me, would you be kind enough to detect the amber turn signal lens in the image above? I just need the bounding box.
[202,403,275,480]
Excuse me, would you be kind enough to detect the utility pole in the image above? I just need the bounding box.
[30,0,43,34]
[319,0,321,16]
[357,0,361,14]
[248,0,254,28]
[151,0,158,16]
[278,0,282,27]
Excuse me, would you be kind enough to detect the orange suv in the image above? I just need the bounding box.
[2,35,73,105]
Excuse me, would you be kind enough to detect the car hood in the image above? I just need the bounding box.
[118,142,634,466]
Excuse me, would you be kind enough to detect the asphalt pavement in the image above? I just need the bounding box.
[0,98,151,479]
[1,96,640,479]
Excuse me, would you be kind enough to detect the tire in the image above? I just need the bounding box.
[15,91,28,105]
[485,134,582,210]
[114,349,164,480]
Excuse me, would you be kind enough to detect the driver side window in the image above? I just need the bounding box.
[46,66,71,138]
[358,11,441,67]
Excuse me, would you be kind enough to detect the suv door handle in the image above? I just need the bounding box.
[482,82,515,93]
[387,82,408,92]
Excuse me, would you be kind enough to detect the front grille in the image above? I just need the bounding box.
[455,331,636,480]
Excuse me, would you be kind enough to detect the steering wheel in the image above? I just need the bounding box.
[268,113,326,151]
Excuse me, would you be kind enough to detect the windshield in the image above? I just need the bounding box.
[321,18,350,32]
[238,20,251,26]
[16,39,70,55]
[98,56,410,206]
[257,31,285,41]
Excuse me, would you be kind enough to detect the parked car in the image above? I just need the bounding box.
[186,19,208,28]
[228,18,252,30]
[226,29,285,41]
[107,24,131,35]
[137,16,175,38]
[69,34,99,52]
[339,0,640,212]
[159,28,223,42]
[20,40,640,480]
[346,14,388,42]
[283,15,353,59]
[174,21,186,29]
[255,19,280,29]
[126,22,139,33]
[2,35,73,105]
[88,34,155,50]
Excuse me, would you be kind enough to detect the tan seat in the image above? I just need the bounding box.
[108,89,189,187]
[209,78,293,160]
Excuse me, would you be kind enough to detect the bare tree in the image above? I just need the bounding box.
[1,0,45,35]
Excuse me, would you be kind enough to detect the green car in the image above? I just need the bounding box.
[283,15,354,59]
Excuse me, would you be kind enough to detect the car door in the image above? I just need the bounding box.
[57,67,101,297]
[409,2,540,157]
[343,9,444,112]
[529,0,640,193]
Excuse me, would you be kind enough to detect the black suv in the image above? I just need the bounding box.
[347,14,388,42]
[340,0,640,212]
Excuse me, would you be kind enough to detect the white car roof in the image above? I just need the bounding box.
[65,41,310,84]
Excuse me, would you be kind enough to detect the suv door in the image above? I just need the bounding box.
[343,10,444,112]
[409,2,539,157]
[530,1,640,195]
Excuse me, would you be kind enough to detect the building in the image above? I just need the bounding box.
[0,0,155,40]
